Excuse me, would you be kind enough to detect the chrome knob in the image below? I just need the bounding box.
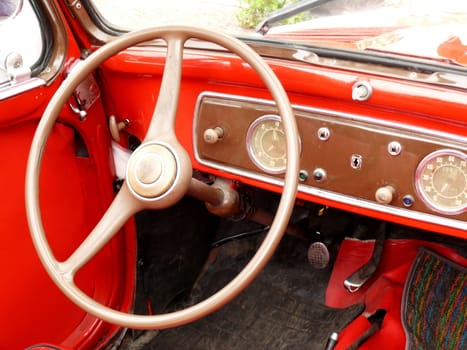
[203,127,224,144]
[375,185,396,204]
[352,81,373,101]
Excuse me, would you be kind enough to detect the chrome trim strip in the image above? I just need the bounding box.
[0,78,45,100]
[193,91,467,231]
[195,91,467,147]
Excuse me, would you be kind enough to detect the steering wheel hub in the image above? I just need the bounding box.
[127,143,178,199]
[136,154,162,184]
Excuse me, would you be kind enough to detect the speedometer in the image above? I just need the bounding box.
[415,149,467,215]
[246,115,287,174]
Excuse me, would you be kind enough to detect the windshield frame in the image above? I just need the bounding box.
[76,0,467,87]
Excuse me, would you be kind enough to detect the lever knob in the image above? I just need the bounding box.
[203,127,224,144]
[375,185,395,204]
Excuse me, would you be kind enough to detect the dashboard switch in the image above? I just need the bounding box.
[313,168,327,183]
[203,127,224,144]
[375,185,396,204]
[317,127,331,141]
[387,141,402,156]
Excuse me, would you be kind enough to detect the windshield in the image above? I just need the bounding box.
[90,0,467,67]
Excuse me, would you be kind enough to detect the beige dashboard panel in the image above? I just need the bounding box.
[194,92,467,230]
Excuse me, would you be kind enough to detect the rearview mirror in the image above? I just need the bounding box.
[0,0,23,20]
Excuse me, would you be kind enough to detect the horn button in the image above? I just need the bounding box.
[127,143,178,199]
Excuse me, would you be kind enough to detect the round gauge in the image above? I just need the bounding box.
[415,149,467,215]
[246,115,288,174]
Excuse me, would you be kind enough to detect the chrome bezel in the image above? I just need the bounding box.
[246,114,287,175]
[415,149,467,215]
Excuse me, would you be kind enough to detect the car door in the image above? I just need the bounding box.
[0,1,135,348]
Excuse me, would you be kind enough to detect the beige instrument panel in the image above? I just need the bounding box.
[194,92,467,231]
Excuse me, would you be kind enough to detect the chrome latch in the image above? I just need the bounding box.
[66,60,100,121]
[1,51,31,85]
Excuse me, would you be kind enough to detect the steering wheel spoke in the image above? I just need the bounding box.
[144,34,185,142]
[60,184,141,277]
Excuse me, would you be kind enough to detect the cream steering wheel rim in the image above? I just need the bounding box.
[25,25,300,330]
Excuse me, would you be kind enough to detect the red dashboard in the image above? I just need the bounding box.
[99,48,467,239]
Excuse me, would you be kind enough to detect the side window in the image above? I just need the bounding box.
[0,0,44,96]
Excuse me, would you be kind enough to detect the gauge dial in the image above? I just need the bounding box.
[246,115,288,174]
[415,149,467,215]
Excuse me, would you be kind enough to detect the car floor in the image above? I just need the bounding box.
[119,208,467,350]
[141,233,364,350]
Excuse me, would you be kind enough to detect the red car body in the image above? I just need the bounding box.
[0,1,465,349]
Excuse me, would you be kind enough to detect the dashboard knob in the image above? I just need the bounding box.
[203,127,224,144]
[375,185,395,204]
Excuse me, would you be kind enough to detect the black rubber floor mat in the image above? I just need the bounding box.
[143,235,364,350]
[402,248,466,350]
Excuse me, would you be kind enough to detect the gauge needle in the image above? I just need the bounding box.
[440,183,449,193]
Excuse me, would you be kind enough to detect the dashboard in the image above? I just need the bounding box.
[194,92,467,234]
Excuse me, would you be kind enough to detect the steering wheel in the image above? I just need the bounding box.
[25,26,300,329]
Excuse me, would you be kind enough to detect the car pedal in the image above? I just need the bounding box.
[307,241,330,269]
[344,222,386,293]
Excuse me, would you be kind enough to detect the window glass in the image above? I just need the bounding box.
[91,0,251,34]
[90,0,467,68]
[0,0,44,88]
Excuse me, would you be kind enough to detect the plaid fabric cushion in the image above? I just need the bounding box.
[402,248,466,350]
